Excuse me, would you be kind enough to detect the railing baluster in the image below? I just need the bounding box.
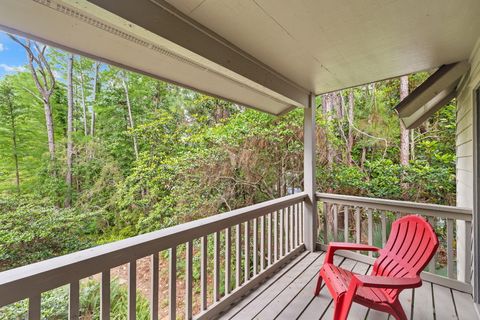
[29,294,41,320]
[297,203,301,246]
[367,208,373,257]
[260,215,265,271]
[333,204,338,241]
[355,207,361,244]
[465,220,472,283]
[285,206,290,252]
[446,218,454,279]
[214,231,221,301]
[283,206,287,253]
[381,211,387,247]
[150,254,159,320]
[236,224,242,288]
[69,280,79,320]
[169,247,177,320]
[201,236,208,310]
[128,261,136,320]
[322,202,328,243]
[301,201,304,243]
[293,203,297,246]
[344,206,349,242]
[288,206,295,252]
[279,208,284,256]
[225,227,232,294]
[69,285,79,319]
[253,218,258,277]
[267,212,272,266]
[273,210,278,261]
[244,221,250,283]
[101,270,110,320]
[428,217,436,273]
[186,241,193,320]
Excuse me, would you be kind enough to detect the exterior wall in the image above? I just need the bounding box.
[456,38,480,282]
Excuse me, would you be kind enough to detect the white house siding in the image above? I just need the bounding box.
[456,38,480,282]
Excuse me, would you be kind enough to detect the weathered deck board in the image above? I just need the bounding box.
[452,290,477,320]
[228,251,321,319]
[217,251,476,320]
[413,281,434,319]
[255,252,326,318]
[219,250,310,319]
[433,284,457,320]
[275,255,343,320]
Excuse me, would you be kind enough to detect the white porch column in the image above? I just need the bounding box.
[303,93,318,251]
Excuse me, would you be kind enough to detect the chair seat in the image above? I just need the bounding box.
[321,263,389,303]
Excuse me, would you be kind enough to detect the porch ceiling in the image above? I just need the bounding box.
[1,0,480,115]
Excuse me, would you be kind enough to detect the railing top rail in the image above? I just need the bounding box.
[0,192,307,307]
[316,192,472,221]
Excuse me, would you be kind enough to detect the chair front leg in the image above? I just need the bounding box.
[389,299,408,320]
[335,280,357,320]
[314,271,323,296]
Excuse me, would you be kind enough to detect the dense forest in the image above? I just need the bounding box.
[0,34,455,318]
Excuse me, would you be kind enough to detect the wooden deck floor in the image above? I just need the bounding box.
[218,251,477,320]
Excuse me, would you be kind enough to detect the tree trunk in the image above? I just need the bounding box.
[65,54,74,207]
[346,89,355,166]
[8,36,57,167]
[91,62,100,136]
[5,87,20,192]
[360,147,366,170]
[121,74,139,160]
[44,102,56,162]
[324,93,335,167]
[399,76,410,166]
[79,69,88,136]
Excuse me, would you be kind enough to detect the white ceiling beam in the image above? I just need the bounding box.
[87,0,310,108]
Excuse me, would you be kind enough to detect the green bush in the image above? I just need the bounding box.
[0,196,107,270]
[0,278,150,319]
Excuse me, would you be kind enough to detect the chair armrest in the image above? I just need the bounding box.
[353,274,422,289]
[328,242,380,251]
[324,242,380,263]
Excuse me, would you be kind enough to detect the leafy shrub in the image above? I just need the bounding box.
[0,196,107,270]
[0,278,150,319]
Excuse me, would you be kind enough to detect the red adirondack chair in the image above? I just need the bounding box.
[315,215,438,320]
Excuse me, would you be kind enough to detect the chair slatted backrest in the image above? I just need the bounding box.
[371,215,439,300]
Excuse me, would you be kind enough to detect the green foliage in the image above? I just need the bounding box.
[0,278,150,319]
[0,196,106,270]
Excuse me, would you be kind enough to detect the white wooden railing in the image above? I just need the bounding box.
[316,192,473,293]
[0,193,307,320]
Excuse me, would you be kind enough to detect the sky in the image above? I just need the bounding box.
[0,31,29,78]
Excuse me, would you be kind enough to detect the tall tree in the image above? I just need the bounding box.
[91,62,100,136]
[0,82,20,192]
[78,64,88,136]
[346,89,355,166]
[65,54,74,207]
[120,71,139,160]
[323,93,335,167]
[8,35,56,163]
[399,76,409,166]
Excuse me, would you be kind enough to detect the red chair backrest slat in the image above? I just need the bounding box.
[371,215,439,300]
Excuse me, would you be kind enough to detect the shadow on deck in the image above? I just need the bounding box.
[218,251,476,320]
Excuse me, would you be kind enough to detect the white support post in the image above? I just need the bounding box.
[303,93,317,251]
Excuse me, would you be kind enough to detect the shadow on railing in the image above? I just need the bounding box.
[316,192,473,293]
[0,193,307,319]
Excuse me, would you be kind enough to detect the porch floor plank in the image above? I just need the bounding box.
[433,283,457,320]
[413,281,434,319]
[452,290,477,320]
[227,251,322,320]
[217,250,476,320]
